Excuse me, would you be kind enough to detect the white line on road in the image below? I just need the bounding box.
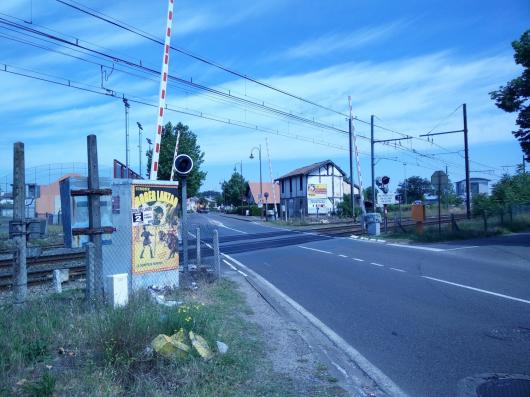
[390,267,406,273]
[422,276,530,305]
[298,246,333,254]
[388,243,444,252]
[338,254,348,258]
[222,259,237,271]
[353,258,365,262]
[209,219,248,234]
[443,246,480,251]
[370,262,384,267]
[237,269,248,277]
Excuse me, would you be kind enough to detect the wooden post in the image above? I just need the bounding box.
[13,142,27,305]
[87,135,103,299]
[85,242,95,304]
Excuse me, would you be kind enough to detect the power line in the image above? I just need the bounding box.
[0,62,355,153]
[0,17,352,138]
[55,0,349,118]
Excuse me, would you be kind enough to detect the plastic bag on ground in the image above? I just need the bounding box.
[189,331,213,360]
[151,334,190,359]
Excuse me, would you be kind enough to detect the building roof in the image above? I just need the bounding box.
[247,182,280,204]
[456,177,491,183]
[276,160,347,180]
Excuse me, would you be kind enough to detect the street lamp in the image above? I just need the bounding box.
[122,98,130,177]
[137,122,143,178]
[250,145,263,219]
[234,161,243,214]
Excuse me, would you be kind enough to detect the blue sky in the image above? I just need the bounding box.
[0,0,528,193]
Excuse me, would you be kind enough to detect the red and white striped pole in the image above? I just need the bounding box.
[348,96,367,218]
[150,0,175,180]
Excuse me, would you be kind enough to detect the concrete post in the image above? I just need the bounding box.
[13,142,27,305]
[53,269,62,293]
[213,229,220,279]
[196,227,201,267]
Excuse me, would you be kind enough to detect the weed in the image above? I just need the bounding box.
[21,373,56,397]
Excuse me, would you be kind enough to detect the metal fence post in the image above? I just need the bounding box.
[213,229,220,279]
[13,142,27,305]
[196,227,201,267]
[85,242,95,304]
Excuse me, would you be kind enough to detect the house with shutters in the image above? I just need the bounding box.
[275,160,360,218]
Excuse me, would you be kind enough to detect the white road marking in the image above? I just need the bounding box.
[222,259,237,271]
[353,258,365,262]
[388,243,444,252]
[338,254,348,258]
[331,361,348,378]
[298,245,333,254]
[390,267,406,273]
[422,276,530,305]
[444,246,480,251]
[209,219,248,234]
[237,269,248,277]
[370,262,384,267]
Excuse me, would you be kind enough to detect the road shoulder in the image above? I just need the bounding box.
[225,262,402,397]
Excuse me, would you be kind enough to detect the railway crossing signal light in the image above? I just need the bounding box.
[376,176,390,194]
[174,154,194,177]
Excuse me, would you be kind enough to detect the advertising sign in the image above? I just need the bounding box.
[131,184,179,274]
[308,198,328,208]
[307,183,327,198]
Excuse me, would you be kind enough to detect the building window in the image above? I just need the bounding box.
[299,176,303,190]
[289,178,292,193]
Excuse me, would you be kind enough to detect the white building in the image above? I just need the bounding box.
[276,160,360,218]
[456,178,490,199]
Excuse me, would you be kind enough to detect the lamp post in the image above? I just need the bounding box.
[137,122,143,178]
[122,98,130,177]
[234,161,243,214]
[250,145,263,219]
[146,138,153,178]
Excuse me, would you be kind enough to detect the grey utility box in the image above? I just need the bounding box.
[364,212,382,236]
[103,179,180,292]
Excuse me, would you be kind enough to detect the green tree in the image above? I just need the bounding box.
[221,172,248,207]
[363,187,379,202]
[397,176,432,203]
[490,29,530,161]
[472,193,499,231]
[146,122,206,197]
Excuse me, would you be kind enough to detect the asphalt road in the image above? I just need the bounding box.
[188,213,530,397]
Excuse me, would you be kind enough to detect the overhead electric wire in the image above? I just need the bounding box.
[0,16,354,139]
[55,0,349,118]
[0,62,356,153]
[0,25,354,141]
[1,7,503,179]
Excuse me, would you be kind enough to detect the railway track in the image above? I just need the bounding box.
[308,214,467,236]
[0,251,85,288]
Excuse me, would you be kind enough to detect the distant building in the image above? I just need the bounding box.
[36,173,81,216]
[246,182,281,206]
[456,178,490,199]
[275,160,360,218]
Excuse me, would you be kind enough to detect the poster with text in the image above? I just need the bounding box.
[307,183,328,198]
[131,184,179,274]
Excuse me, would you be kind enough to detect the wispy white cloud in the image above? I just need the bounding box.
[281,20,410,60]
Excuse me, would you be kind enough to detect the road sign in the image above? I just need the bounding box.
[377,192,395,205]
[431,171,448,188]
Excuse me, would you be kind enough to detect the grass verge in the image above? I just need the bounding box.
[0,280,304,396]
[384,214,530,243]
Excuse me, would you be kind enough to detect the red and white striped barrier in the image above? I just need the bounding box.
[349,96,366,216]
[150,0,175,180]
